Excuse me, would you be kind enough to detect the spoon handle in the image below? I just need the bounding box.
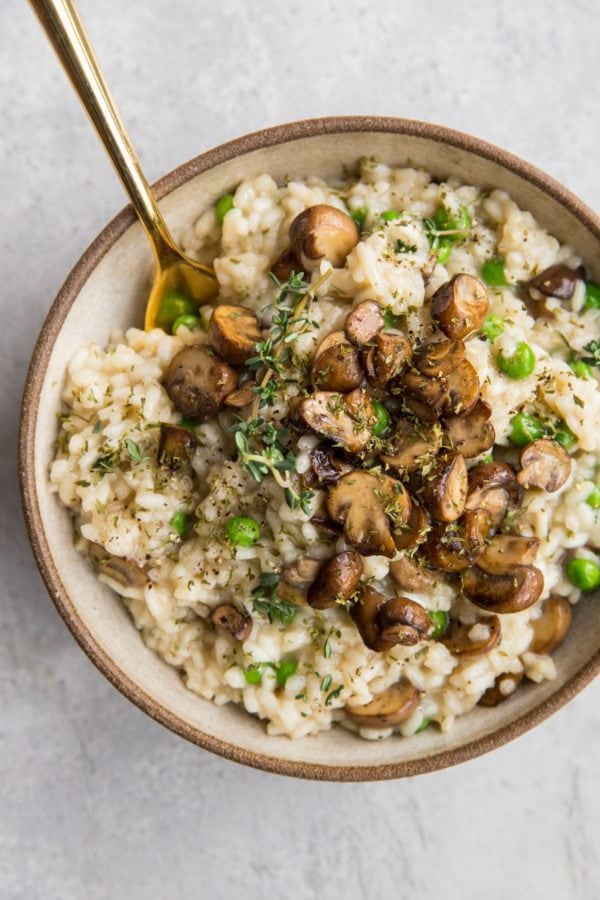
[29,0,173,256]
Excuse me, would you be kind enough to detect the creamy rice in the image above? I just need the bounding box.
[50,159,600,739]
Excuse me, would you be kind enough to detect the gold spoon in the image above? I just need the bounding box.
[29,0,218,330]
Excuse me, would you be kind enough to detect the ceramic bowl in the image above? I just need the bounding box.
[19,116,600,780]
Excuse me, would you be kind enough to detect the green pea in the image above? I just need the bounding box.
[244,666,262,685]
[569,358,593,379]
[371,401,392,437]
[434,204,471,238]
[586,486,600,509]
[350,207,368,228]
[436,238,452,264]
[155,291,196,330]
[428,610,449,639]
[583,281,600,310]
[553,421,577,452]
[215,193,235,225]
[498,342,536,380]
[226,515,261,547]
[415,717,432,734]
[383,309,403,330]
[172,314,201,334]
[481,258,508,287]
[179,418,198,430]
[275,659,297,688]
[170,511,188,537]
[566,557,600,592]
[509,412,545,447]
[480,314,505,342]
[380,209,402,222]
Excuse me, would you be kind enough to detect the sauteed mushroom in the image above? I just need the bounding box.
[389,555,440,592]
[290,204,360,271]
[345,680,421,728]
[398,369,449,418]
[209,304,262,365]
[392,500,431,552]
[89,543,147,589]
[165,345,238,419]
[344,300,384,346]
[529,264,585,300]
[281,557,322,588]
[444,399,495,458]
[363,333,412,384]
[327,471,411,557]
[157,424,196,470]
[516,439,572,492]
[311,331,363,392]
[224,383,256,408]
[310,442,353,484]
[209,604,252,641]
[271,247,300,281]
[530,595,572,654]
[478,535,540,572]
[298,389,376,453]
[380,418,442,473]
[307,550,363,609]
[479,672,524,707]
[465,462,523,526]
[441,615,502,658]
[443,359,480,416]
[461,564,544,614]
[414,339,466,377]
[378,597,432,645]
[423,509,491,572]
[350,584,389,651]
[431,273,489,340]
[419,452,468,522]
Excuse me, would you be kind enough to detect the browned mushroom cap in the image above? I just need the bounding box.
[444,399,495,458]
[380,418,443,473]
[224,383,256,408]
[363,333,412,385]
[397,369,449,418]
[289,204,360,271]
[89,543,148,589]
[378,597,431,645]
[345,680,421,728]
[311,331,363,392]
[344,300,384,346]
[529,264,585,300]
[423,509,491,572]
[209,304,262,365]
[307,550,363,610]
[310,442,353,484]
[414,339,466,377]
[516,439,572,492]
[389,555,441,593]
[530,595,572,654]
[419,452,468,522]
[479,671,524,707]
[209,604,252,641]
[350,584,390,651]
[165,345,238,419]
[431,273,489,340]
[271,248,301,281]
[392,500,431,552]
[465,461,523,526]
[478,535,540,573]
[461,564,544,614]
[157,424,196,470]
[443,359,480,416]
[327,471,411,557]
[298,389,375,454]
[441,614,502,658]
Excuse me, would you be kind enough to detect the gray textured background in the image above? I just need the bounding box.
[2,1,599,898]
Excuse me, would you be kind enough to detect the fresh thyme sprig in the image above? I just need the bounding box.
[581,340,600,367]
[250,572,298,625]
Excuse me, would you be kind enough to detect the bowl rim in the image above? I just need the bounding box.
[19,115,600,781]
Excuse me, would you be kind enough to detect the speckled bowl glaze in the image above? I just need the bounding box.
[19,117,600,780]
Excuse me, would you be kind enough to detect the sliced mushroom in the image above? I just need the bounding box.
[165,345,238,419]
[389,555,441,593]
[309,515,343,537]
[289,204,360,271]
[516,439,572,492]
[298,390,375,454]
[378,597,431,645]
[209,604,252,641]
[397,369,449,417]
[327,471,411,557]
[392,499,431,552]
[271,247,301,281]
[414,339,466,377]
[479,672,524,707]
[311,331,363,392]
[478,535,540,573]
[344,300,384,346]
[89,544,148,589]
[441,615,502,658]
[444,399,495,458]
[465,462,523,527]
[309,442,354,484]
[224,382,256,408]
[209,304,262,365]
[157,424,196,470]
[345,680,421,728]
[350,584,389,651]
[281,557,323,589]
[431,273,489,340]
[529,264,585,300]
[419,452,468,522]
[423,509,491,572]
[442,359,480,416]
[380,418,443,473]
[307,550,363,610]
[461,564,544,614]
[363,333,412,384]
[530,596,572,654]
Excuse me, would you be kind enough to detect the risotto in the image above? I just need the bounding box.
[50,158,600,740]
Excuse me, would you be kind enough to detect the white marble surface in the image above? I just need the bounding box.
[2,0,599,897]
